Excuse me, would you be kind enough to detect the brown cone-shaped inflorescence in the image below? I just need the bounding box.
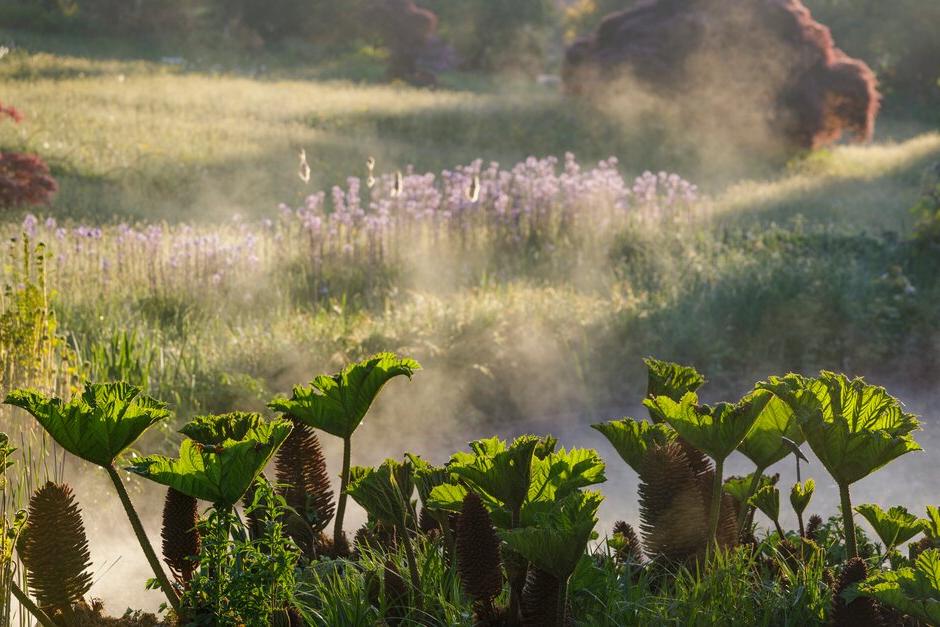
[354,519,398,556]
[830,557,884,627]
[276,418,335,536]
[806,514,824,541]
[520,568,571,627]
[612,521,643,564]
[909,535,936,561]
[18,482,93,615]
[456,491,504,614]
[419,506,441,535]
[383,558,409,626]
[161,487,201,587]
[638,441,712,561]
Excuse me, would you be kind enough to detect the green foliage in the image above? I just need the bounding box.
[759,372,922,486]
[737,392,803,471]
[790,479,815,517]
[4,382,170,467]
[447,435,539,519]
[748,485,781,528]
[268,353,420,440]
[643,357,705,404]
[855,504,925,552]
[858,549,940,625]
[724,473,774,505]
[428,436,605,528]
[924,506,940,541]
[126,415,292,507]
[645,392,768,463]
[498,490,603,581]
[180,411,269,445]
[591,418,674,473]
[182,478,301,625]
[346,459,415,531]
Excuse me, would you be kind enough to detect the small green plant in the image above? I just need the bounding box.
[181,477,302,624]
[759,372,922,559]
[790,479,815,538]
[749,485,785,538]
[268,353,420,551]
[857,548,940,625]
[855,504,925,565]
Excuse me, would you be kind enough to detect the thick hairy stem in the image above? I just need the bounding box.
[708,458,725,549]
[106,465,181,612]
[400,530,423,613]
[10,581,57,627]
[334,436,352,549]
[736,468,764,540]
[839,482,858,559]
[556,575,569,627]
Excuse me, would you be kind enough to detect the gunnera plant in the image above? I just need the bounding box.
[456,492,504,622]
[18,482,93,617]
[161,487,201,587]
[831,557,885,627]
[274,418,335,557]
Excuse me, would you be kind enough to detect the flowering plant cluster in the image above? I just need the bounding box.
[11,155,701,305]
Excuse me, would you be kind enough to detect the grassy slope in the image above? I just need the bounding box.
[2,43,937,227]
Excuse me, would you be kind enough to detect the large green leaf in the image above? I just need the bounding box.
[737,391,803,470]
[924,506,940,541]
[126,418,292,507]
[758,372,922,485]
[859,549,940,625]
[345,458,414,530]
[449,435,539,515]
[499,491,603,581]
[790,479,815,517]
[405,454,449,510]
[856,504,925,550]
[521,447,606,525]
[5,383,171,468]
[591,419,675,473]
[267,353,420,439]
[646,392,768,462]
[644,358,705,402]
[180,412,268,445]
[427,482,471,513]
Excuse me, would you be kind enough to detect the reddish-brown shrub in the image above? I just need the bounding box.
[563,0,880,152]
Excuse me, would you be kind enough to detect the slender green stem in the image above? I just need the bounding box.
[736,468,764,541]
[797,511,806,538]
[708,458,725,548]
[334,436,352,550]
[839,482,858,559]
[400,529,423,613]
[555,575,569,627]
[10,581,56,627]
[773,519,786,539]
[106,465,181,612]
